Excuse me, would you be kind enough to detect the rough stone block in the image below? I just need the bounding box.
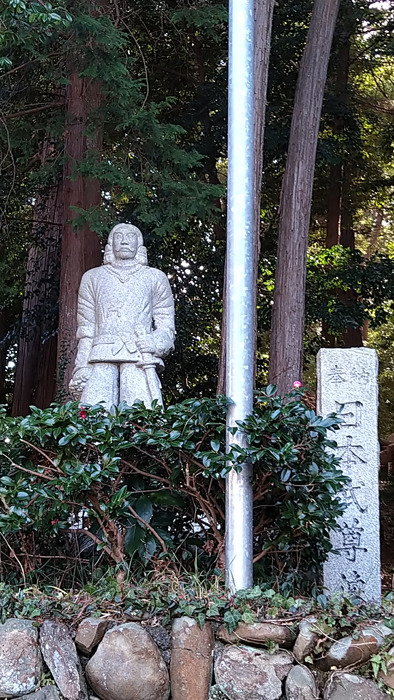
[39,620,87,700]
[170,616,213,700]
[217,621,295,647]
[85,622,170,700]
[0,619,42,697]
[75,618,109,655]
[214,645,293,700]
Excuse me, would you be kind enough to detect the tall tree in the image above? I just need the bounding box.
[268,0,341,395]
[12,140,63,416]
[56,69,102,397]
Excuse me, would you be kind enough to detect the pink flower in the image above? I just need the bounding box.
[293,381,302,389]
[79,408,87,419]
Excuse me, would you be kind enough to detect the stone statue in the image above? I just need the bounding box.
[69,223,175,409]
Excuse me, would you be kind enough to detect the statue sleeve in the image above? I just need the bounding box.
[152,271,175,357]
[74,271,96,370]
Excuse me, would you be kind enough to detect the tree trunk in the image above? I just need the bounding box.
[217,0,275,395]
[366,208,384,261]
[56,72,102,398]
[11,140,63,416]
[0,312,9,406]
[323,27,350,344]
[35,335,58,408]
[326,163,342,247]
[340,162,363,347]
[325,32,351,249]
[363,207,383,342]
[252,0,275,384]
[268,0,341,395]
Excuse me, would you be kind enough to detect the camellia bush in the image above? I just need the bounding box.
[0,387,349,590]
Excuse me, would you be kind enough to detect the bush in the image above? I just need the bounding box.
[0,387,348,589]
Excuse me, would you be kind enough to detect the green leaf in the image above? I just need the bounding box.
[134,495,153,524]
[242,609,256,624]
[265,385,277,397]
[124,523,145,559]
[197,612,206,629]
[223,609,242,635]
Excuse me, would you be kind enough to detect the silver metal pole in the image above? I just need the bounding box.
[225,0,254,593]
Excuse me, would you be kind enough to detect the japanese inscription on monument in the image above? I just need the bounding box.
[317,348,381,602]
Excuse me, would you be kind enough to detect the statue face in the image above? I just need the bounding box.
[113,227,138,260]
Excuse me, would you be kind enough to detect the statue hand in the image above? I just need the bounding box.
[69,367,90,399]
[135,329,156,355]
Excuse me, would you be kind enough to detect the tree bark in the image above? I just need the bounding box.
[12,140,63,416]
[323,17,359,346]
[252,0,275,384]
[268,0,341,395]
[325,34,351,248]
[217,0,275,395]
[340,162,363,347]
[326,163,342,247]
[362,207,383,342]
[0,312,9,406]
[56,72,102,398]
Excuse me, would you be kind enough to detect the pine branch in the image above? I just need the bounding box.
[0,53,61,80]
[6,102,64,119]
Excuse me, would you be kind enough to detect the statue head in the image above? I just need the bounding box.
[104,223,148,266]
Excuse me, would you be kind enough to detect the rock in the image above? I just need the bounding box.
[86,622,170,700]
[214,644,293,700]
[147,626,171,667]
[213,641,226,663]
[208,687,227,700]
[317,627,387,671]
[324,673,388,700]
[371,623,393,639]
[293,618,319,663]
[0,618,42,697]
[40,620,87,700]
[217,621,295,647]
[15,688,60,700]
[75,618,109,655]
[170,616,214,700]
[285,665,318,700]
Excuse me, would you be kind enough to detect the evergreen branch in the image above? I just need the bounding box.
[0,53,61,80]
[127,504,167,554]
[120,19,149,107]
[6,102,64,119]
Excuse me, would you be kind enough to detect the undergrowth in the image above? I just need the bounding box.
[0,387,348,592]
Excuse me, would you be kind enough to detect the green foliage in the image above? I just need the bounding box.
[3,0,394,411]
[368,310,394,436]
[237,388,349,586]
[0,389,347,589]
[0,0,228,406]
[0,0,72,66]
[306,247,394,333]
[258,247,394,347]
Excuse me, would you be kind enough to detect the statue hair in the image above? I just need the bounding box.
[104,224,148,265]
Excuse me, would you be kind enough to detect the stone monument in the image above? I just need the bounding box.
[317,348,381,602]
[69,223,175,409]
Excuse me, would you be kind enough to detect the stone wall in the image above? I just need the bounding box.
[1,615,393,700]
